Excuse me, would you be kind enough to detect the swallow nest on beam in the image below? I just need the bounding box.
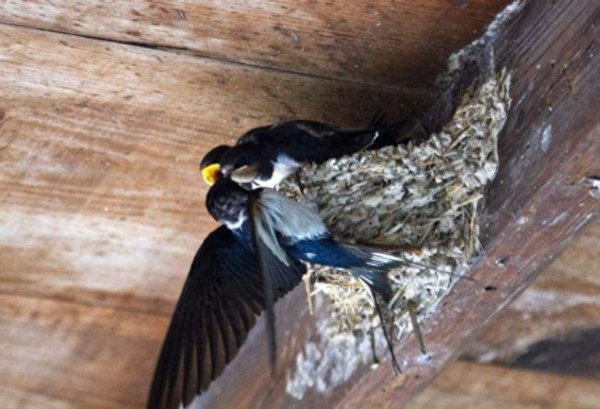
[281,70,511,398]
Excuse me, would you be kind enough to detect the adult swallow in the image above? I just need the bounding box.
[201,118,406,188]
[205,178,399,368]
[212,178,402,370]
[147,178,305,409]
[149,176,405,408]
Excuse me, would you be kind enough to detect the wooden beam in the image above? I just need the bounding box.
[406,361,600,409]
[193,1,600,407]
[463,221,600,365]
[0,0,597,407]
[0,0,511,88]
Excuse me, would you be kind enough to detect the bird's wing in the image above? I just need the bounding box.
[238,120,336,145]
[254,189,328,243]
[286,120,336,136]
[147,225,297,409]
[236,125,272,145]
[248,193,307,372]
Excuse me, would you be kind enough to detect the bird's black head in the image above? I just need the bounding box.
[205,178,251,225]
[220,144,272,185]
[200,145,231,186]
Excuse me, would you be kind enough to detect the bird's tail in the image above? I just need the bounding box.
[341,242,470,283]
[338,244,403,302]
[350,266,393,302]
[339,242,469,301]
[340,239,404,374]
[372,289,402,375]
[341,242,452,375]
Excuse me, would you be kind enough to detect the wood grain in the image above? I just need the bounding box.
[464,221,600,364]
[193,0,600,407]
[0,0,511,88]
[0,0,598,408]
[406,361,600,409]
[0,23,422,316]
[0,274,312,408]
[0,293,167,408]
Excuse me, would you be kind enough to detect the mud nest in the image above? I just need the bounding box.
[283,70,512,398]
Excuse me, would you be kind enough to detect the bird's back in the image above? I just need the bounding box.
[238,120,401,164]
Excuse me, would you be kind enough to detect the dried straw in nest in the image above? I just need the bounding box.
[283,70,512,398]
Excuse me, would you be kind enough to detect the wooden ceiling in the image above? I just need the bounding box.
[5,1,598,408]
[2,1,511,88]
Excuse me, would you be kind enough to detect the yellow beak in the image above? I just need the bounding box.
[201,163,221,185]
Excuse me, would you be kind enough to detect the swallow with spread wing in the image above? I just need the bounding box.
[148,169,410,408]
[147,179,305,409]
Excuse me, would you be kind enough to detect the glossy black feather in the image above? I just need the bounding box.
[147,225,303,409]
[233,119,404,164]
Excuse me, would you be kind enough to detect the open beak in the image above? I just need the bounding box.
[230,165,259,184]
[201,163,221,186]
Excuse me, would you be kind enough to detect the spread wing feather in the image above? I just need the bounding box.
[147,225,302,409]
[249,195,307,372]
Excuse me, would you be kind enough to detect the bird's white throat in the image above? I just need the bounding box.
[254,154,300,188]
[224,212,247,230]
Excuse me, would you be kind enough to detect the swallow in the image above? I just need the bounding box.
[206,178,400,369]
[149,174,406,408]
[208,177,403,367]
[200,117,407,188]
[147,178,306,409]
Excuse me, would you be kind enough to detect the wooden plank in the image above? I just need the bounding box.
[0,0,511,88]
[1,386,75,409]
[0,281,309,409]
[0,23,423,316]
[192,1,600,407]
[406,361,600,409]
[0,293,167,408]
[0,2,597,409]
[464,221,600,365]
